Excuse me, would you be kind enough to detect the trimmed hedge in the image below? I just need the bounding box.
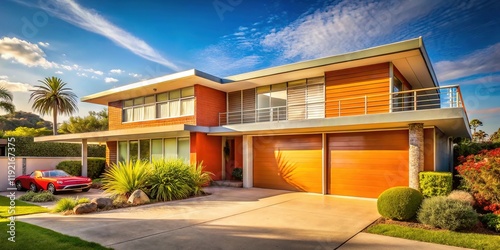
[377,187,424,221]
[6,136,105,157]
[417,196,478,231]
[419,171,452,198]
[56,158,106,179]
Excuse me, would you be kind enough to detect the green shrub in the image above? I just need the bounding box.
[8,136,105,157]
[448,190,475,206]
[190,162,213,196]
[377,187,424,221]
[148,159,193,201]
[101,160,150,197]
[417,196,478,231]
[232,168,243,181]
[419,172,452,198]
[52,197,90,213]
[18,191,37,201]
[55,158,106,179]
[480,213,500,232]
[31,192,57,202]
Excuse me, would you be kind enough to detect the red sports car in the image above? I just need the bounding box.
[15,170,92,194]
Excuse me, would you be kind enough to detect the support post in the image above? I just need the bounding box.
[242,135,253,188]
[81,139,88,177]
[408,123,424,189]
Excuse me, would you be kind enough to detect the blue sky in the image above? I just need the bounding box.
[0,0,499,134]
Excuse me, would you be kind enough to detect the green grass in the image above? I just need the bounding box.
[367,224,500,250]
[0,196,49,218]
[0,219,112,250]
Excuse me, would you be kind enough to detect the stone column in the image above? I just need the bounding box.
[242,135,253,188]
[408,123,424,189]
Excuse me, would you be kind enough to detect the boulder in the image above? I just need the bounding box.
[128,189,150,205]
[91,197,114,209]
[73,202,97,214]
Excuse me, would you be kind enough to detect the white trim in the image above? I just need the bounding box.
[389,62,394,113]
[242,135,253,188]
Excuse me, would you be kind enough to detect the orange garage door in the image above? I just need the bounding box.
[328,130,409,198]
[253,135,322,193]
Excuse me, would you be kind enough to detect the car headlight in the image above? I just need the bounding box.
[57,180,63,184]
[87,178,91,182]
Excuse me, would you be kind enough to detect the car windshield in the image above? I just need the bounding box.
[43,170,71,178]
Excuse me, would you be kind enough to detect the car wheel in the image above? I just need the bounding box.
[15,181,24,191]
[29,183,38,192]
[47,183,57,194]
[82,188,90,192]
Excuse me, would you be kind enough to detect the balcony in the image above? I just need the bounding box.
[219,85,466,126]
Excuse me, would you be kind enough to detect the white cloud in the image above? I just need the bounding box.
[84,68,103,75]
[38,42,50,47]
[110,69,124,74]
[197,45,261,76]
[91,75,98,79]
[0,37,56,68]
[29,0,179,70]
[55,71,63,74]
[260,0,442,60]
[76,72,88,77]
[435,43,500,82]
[104,77,118,83]
[128,73,142,78]
[0,75,8,80]
[0,79,34,92]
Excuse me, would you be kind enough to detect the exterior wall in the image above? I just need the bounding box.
[190,132,222,181]
[195,85,227,126]
[234,136,243,168]
[435,128,451,172]
[325,63,390,117]
[423,128,435,171]
[393,65,412,90]
[106,141,117,167]
[0,157,81,191]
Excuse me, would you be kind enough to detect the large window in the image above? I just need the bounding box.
[117,137,190,163]
[123,87,194,122]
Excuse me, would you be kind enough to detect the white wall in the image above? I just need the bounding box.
[0,157,81,191]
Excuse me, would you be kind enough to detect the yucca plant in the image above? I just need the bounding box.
[101,160,150,198]
[148,159,193,201]
[190,161,213,196]
[52,197,90,213]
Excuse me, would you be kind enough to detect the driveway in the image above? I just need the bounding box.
[20,187,379,249]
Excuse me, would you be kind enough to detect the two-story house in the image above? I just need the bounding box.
[36,37,470,198]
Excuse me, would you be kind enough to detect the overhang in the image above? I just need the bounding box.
[208,108,471,138]
[34,124,208,143]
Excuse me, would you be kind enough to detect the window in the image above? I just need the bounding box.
[164,138,177,159]
[122,87,195,122]
[151,139,163,161]
[118,141,128,162]
[392,76,413,111]
[118,137,190,163]
[177,138,190,162]
[129,141,138,162]
[139,140,150,161]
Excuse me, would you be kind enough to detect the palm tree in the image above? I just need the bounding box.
[0,87,15,114]
[469,119,483,134]
[474,130,488,143]
[29,77,78,135]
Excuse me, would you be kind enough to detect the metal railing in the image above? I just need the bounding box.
[218,85,465,126]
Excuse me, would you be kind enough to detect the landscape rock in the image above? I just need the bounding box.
[73,202,97,214]
[91,197,114,209]
[128,189,150,205]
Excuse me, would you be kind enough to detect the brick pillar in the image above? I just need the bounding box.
[409,123,424,189]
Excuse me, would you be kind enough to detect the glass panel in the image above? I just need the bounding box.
[139,140,150,161]
[118,141,128,162]
[123,108,133,122]
[145,95,155,104]
[129,141,138,162]
[181,98,195,116]
[182,87,194,97]
[151,139,163,161]
[156,103,169,118]
[169,89,180,100]
[177,137,190,162]
[393,77,403,112]
[133,107,143,121]
[164,138,177,159]
[144,105,155,120]
[157,93,168,102]
[133,97,144,105]
[123,99,134,107]
[170,100,180,117]
[271,89,287,121]
[257,89,270,122]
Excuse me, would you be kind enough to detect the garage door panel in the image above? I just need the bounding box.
[253,135,322,193]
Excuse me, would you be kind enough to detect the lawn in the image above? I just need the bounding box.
[367,223,500,250]
[0,219,112,250]
[0,195,49,218]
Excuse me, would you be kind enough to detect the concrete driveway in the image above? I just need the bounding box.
[20,187,380,249]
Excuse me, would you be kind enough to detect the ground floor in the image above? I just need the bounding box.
[105,124,453,198]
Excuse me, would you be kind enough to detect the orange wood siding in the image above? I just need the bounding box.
[190,132,222,180]
[195,85,226,126]
[328,130,409,198]
[105,141,117,168]
[325,63,390,117]
[253,135,322,193]
[424,128,435,171]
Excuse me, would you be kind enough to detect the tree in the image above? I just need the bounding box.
[469,119,483,134]
[29,77,78,135]
[59,109,108,133]
[473,130,488,143]
[0,111,52,130]
[3,127,52,137]
[490,128,500,143]
[0,86,15,114]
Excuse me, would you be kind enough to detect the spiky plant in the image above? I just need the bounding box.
[101,160,150,198]
[148,159,193,201]
[190,161,213,196]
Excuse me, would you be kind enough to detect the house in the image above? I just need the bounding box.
[36,37,470,198]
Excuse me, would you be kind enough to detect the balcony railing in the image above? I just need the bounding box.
[218,85,465,126]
